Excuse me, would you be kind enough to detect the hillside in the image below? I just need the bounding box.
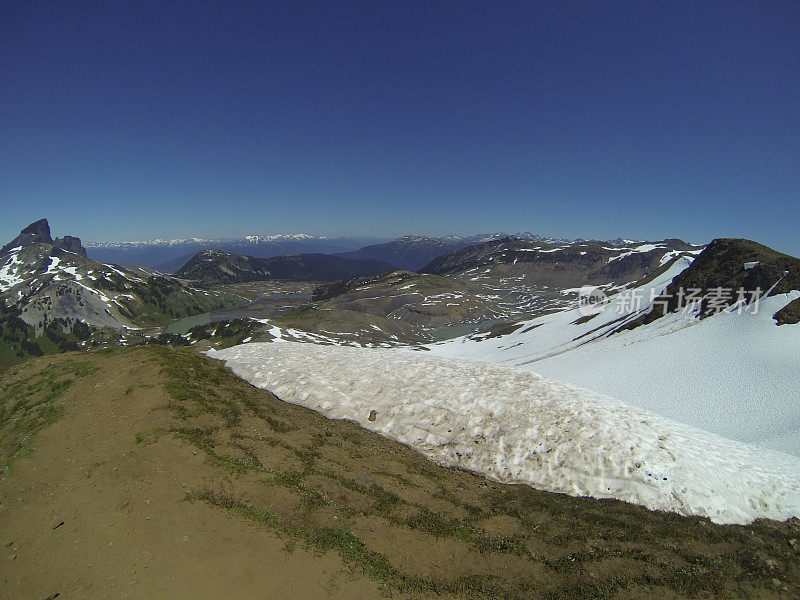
[0,220,242,369]
[336,235,471,271]
[175,249,396,284]
[623,237,800,328]
[425,240,800,456]
[2,347,798,599]
[215,341,800,524]
[420,237,702,286]
[238,270,515,347]
[178,239,714,349]
[311,271,505,327]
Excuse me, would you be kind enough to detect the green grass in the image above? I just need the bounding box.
[0,358,97,479]
[134,426,168,445]
[187,487,519,598]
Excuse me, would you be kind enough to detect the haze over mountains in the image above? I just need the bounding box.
[85,231,608,273]
[85,234,391,273]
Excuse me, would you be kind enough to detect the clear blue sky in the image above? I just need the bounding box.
[2,1,799,254]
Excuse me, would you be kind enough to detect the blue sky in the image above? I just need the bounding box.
[2,1,799,255]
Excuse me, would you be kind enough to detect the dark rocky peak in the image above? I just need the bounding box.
[2,218,53,253]
[2,218,87,257]
[20,218,51,239]
[53,235,87,257]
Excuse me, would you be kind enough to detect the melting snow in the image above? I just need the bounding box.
[45,256,61,273]
[0,250,25,292]
[426,256,800,457]
[211,342,800,524]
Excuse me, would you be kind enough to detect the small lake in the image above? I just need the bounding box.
[166,294,312,334]
[166,312,213,334]
[167,305,507,342]
[431,318,506,341]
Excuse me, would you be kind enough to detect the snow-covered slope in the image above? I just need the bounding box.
[516,292,800,454]
[424,254,800,456]
[210,341,800,524]
[426,256,697,365]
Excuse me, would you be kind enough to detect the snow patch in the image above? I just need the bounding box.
[210,342,800,524]
[0,250,25,292]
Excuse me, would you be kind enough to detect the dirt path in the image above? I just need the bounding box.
[1,347,798,599]
[0,351,384,599]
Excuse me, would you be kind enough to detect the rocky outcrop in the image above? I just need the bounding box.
[1,218,52,253]
[624,238,800,329]
[53,235,88,257]
[1,219,87,257]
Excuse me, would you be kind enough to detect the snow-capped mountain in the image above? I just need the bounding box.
[0,220,242,366]
[457,232,575,244]
[85,234,390,272]
[238,233,338,243]
[85,237,218,248]
[84,230,641,273]
[419,237,702,278]
[335,232,651,272]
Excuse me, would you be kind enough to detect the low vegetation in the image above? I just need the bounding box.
[0,302,93,370]
[0,356,97,479]
[110,347,800,597]
[1,342,798,598]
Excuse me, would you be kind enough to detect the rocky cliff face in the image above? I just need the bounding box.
[53,235,87,257]
[1,219,87,257]
[1,218,52,253]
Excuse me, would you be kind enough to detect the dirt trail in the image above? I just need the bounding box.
[1,347,798,599]
[0,351,383,599]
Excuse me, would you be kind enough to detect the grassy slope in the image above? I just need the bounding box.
[1,347,798,599]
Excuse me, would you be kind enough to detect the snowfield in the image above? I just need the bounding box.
[513,292,800,455]
[210,342,800,525]
[425,256,800,456]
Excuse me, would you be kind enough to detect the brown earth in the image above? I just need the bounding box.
[1,347,798,599]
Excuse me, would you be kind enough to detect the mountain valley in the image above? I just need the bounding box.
[2,218,800,599]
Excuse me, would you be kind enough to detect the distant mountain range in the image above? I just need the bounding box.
[85,235,392,272]
[420,237,702,286]
[85,231,634,273]
[175,249,397,284]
